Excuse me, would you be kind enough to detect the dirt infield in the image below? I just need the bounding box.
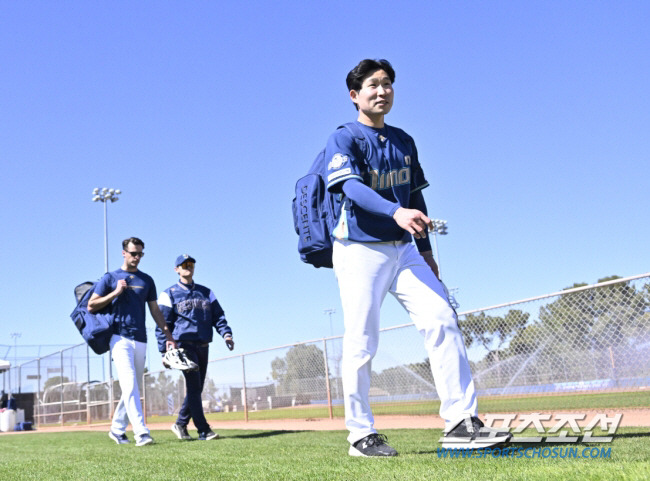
[3,408,648,436]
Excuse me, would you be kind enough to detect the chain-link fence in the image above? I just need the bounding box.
[463,275,650,397]
[4,273,649,427]
[144,273,650,421]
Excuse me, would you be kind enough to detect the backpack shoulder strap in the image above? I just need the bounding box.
[338,122,368,164]
[340,121,364,140]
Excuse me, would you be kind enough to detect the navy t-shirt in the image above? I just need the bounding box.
[325,121,429,242]
[95,269,157,342]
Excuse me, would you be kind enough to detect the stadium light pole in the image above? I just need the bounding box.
[92,188,120,418]
[429,219,448,278]
[92,188,121,272]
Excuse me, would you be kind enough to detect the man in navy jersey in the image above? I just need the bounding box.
[89,237,176,447]
[325,59,511,456]
[156,254,234,441]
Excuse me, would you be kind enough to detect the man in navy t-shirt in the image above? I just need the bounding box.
[89,236,176,446]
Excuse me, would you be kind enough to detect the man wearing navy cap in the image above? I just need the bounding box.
[156,254,234,441]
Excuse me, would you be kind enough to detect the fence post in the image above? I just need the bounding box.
[60,350,64,426]
[241,355,248,422]
[86,345,91,424]
[322,339,333,420]
[142,371,147,421]
[108,352,114,419]
[36,358,41,428]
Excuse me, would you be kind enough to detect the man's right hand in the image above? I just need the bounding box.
[89,280,126,313]
[393,207,433,239]
[114,279,128,296]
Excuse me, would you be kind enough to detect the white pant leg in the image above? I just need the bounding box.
[333,240,398,445]
[110,335,149,437]
[389,243,477,431]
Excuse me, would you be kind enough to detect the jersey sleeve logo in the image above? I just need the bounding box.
[327,153,348,171]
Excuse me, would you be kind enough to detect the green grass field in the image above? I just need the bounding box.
[1,427,648,481]
[142,390,650,424]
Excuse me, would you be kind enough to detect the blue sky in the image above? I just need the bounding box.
[1,1,649,360]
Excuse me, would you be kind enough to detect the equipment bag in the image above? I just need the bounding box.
[70,281,115,355]
[292,122,367,268]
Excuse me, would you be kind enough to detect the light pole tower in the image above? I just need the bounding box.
[92,188,121,272]
[91,188,121,417]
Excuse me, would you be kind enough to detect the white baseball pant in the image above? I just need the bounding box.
[109,334,150,438]
[333,239,477,444]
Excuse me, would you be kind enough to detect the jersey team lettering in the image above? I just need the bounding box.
[176,297,211,314]
[366,166,411,191]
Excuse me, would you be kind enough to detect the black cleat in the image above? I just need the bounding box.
[172,423,192,440]
[349,433,398,457]
[442,416,512,449]
[108,431,130,444]
[135,433,154,446]
[198,429,219,441]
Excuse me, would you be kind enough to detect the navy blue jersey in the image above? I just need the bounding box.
[94,269,157,342]
[155,282,231,352]
[325,121,428,242]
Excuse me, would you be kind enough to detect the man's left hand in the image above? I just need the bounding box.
[225,337,235,351]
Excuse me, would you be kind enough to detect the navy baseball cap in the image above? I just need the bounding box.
[175,254,196,267]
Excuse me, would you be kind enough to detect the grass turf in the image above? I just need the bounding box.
[138,390,650,424]
[1,427,648,481]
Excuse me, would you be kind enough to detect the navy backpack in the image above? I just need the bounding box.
[70,281,115,355]
[292,123,367,268]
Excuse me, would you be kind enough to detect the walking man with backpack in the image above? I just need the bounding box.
[156,254,234,441]
[88,237,176,446]
[321,59,511,456]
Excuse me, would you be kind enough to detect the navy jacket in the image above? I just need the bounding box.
[155,281,232,352]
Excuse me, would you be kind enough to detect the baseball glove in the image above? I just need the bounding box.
[162,348,199,371]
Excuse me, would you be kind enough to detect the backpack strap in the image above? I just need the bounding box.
[332,122,370,217]
[340,121,364,139]
[339,122,368,160]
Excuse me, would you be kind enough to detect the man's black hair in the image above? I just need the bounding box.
[122,237,144,250]
[346,59,395,92]
[346,59,395,110]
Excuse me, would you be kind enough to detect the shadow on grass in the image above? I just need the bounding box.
[610,432,650,440]
[226,430,301,439]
